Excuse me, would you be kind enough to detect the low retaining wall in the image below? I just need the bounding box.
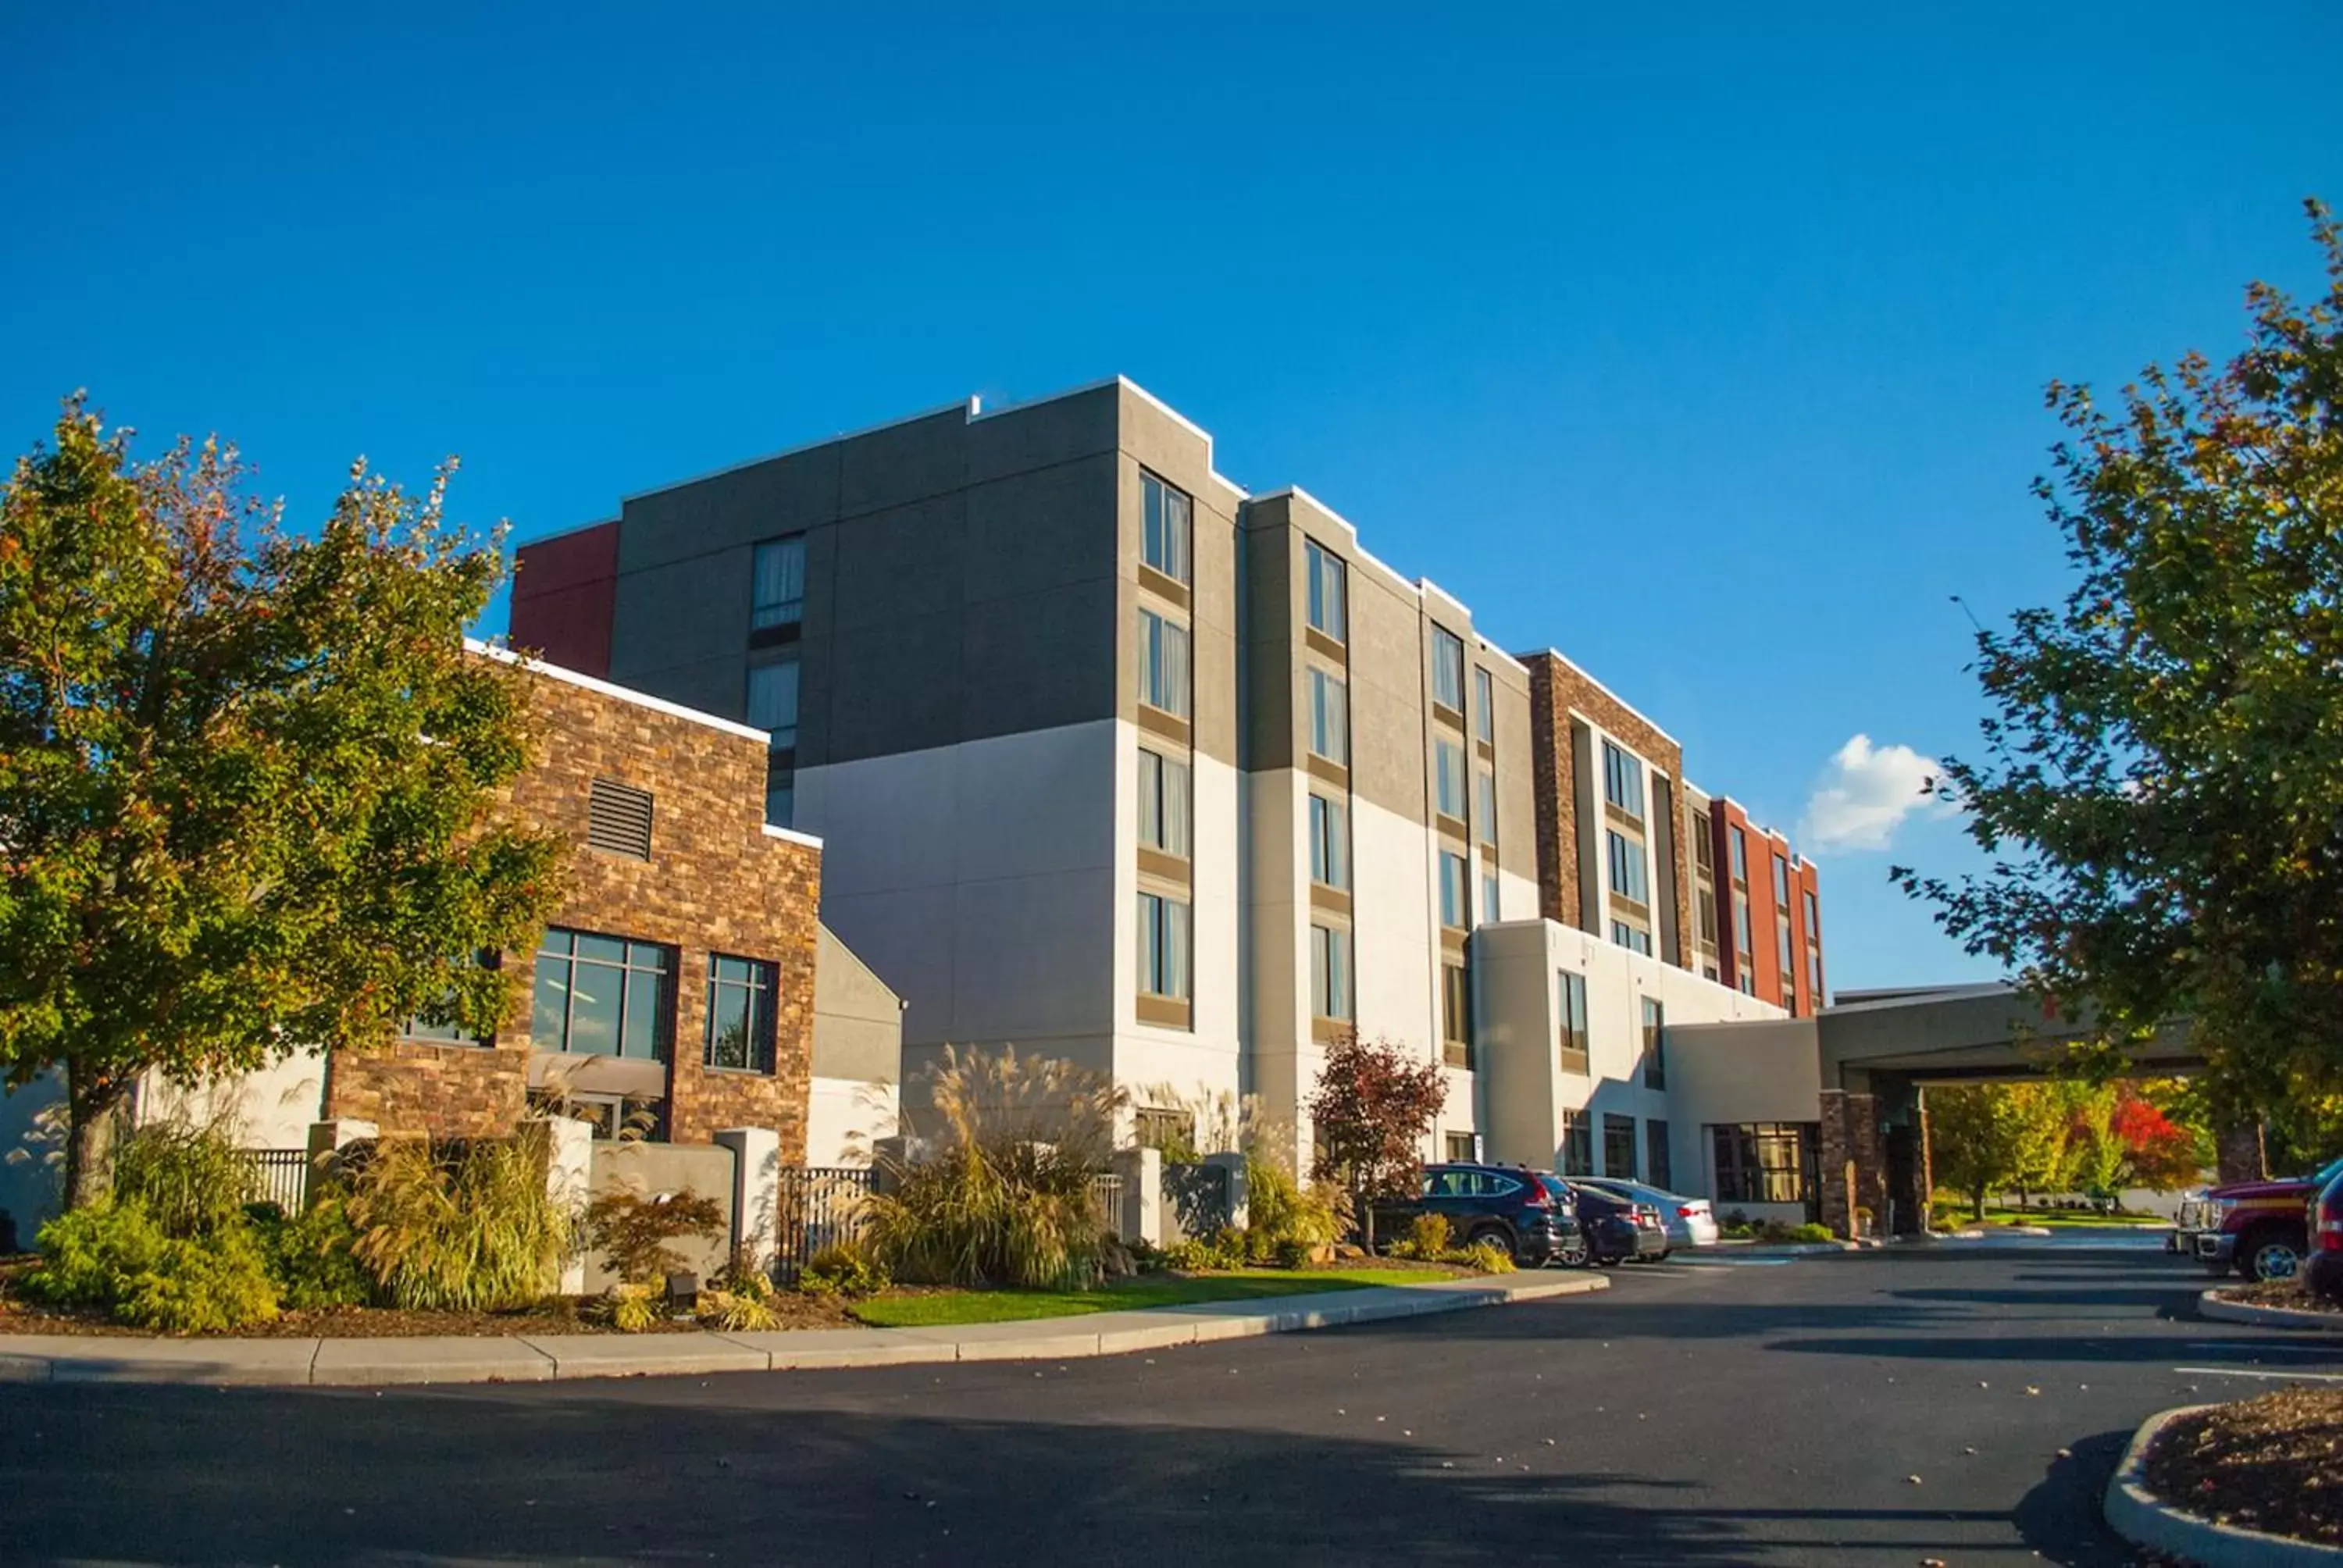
[2104,1404,2343,1567]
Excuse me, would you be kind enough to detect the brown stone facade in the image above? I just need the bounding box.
[1816,1089,1886,1238]
[324,655,819,1163]
[1520,652,1695,967]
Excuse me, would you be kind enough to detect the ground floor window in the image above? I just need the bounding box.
[1602,1113,1638,1179]
[1710,1122,1821,1206]
[1445,1131,1478,1162]
[1134,1107,1193,1153]
[526,1089,665,1142]
[704,953,778,1073]
[1560,1110,1593,1176]
[1646,1118,1673,1191]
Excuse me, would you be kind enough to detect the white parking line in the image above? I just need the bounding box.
[2174,1367,2343,1383]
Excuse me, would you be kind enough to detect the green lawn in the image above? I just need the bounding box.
[851,1266,1453,1328]
[1952,1207,2172,1228]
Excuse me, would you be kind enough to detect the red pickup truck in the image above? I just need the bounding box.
[2170,1154,2343,1282]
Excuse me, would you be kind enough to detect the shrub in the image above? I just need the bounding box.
[25,1201,169,1308]
[797,1242,890,1299]
[109,1122,260,1238]
[1271,1237,1312,1269]
[1246,1156,1341,1253]
[1390,1212,1451,1261]
[27,1202,281,1331]
[251,1193,374,1310]
[861,1046,1122,1291]
[583,1188,726,1286]
[1791,1223,1836,1244]
[697,1286,781,1332]
[1456,1239,1516,1274]
[345,1128,575,1311]
[598,1281,662,1333]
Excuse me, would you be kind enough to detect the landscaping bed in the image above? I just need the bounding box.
[2142,1388,2343,1548]
[851,1262,1457,1328]
[2213,1278,2343,1317]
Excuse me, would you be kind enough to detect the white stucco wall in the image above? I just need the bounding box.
[804,1076,900,1167]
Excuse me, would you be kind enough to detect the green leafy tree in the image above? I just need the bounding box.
[1307,1032,1446,1250]
[0,401,567,1206]
[1927,1085,2022,1221]
[2065,1083,2129,1200]
[2005,1082,2079,1205]
[1896,201,2343,1130]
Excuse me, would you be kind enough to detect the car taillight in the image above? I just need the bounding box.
[1523,1185,1551,1208]
[2321,1217,2343,1252]
[1676,1206,1696,1218]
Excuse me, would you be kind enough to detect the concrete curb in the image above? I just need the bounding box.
[2199,1289,2343,1336]
[2104,1403,2343,1566]
[0,1271,1607,1388]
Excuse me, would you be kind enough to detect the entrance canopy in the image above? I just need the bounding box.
[1821,983,2199,1092]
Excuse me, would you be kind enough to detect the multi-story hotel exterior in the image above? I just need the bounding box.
[508,377,1833,1202]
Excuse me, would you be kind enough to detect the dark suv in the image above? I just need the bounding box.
[1372,1162,1583,1265]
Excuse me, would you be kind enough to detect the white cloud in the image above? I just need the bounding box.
[1799,735,1950,853]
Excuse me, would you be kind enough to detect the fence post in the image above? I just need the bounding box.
[306,1118,377,1164]
[1205,1151,1250,1231]
[544,1115,594,1295]
[714,1127,782,1273]
[1111,1146,1162,1246]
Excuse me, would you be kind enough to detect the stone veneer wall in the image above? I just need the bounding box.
[1522,654,1696,966]
[325,658,820,1162]
[1816,1089,1885,1238]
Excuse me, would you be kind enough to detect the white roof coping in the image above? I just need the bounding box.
[1531,648,1681,747]
[465,638,772,745]
[761,822,826,850]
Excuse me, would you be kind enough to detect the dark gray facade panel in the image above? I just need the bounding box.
[963,455,1118,608]
[836,407,976,519]
[1239,519,1296,773]
[958,579,1120,744]
[964,385,1121,487]
[617,444,842,577]
[826,494,970,633]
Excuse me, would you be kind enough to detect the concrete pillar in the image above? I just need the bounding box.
[305,1117,377,1162]
[1205,1151,1250,1231]
[544,1115,594,1295]
[714,1126,783,1272]
[1111,1146,1163,1246]
[2217,1122,2268,1185]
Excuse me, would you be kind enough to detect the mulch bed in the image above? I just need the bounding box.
[0,1255,861,1338]
[2143,1388,2343,1548]
[2215,1278,2343,1316]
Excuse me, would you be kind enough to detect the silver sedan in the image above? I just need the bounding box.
[1571,1178,1721,1252]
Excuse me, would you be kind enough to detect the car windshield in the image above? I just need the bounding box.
[2313,1155,2343,1187]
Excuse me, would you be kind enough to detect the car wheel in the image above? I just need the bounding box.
[1468,1226,1517,1266]
[2243,1228,2304,1283]
[1558,1242,1590,1267]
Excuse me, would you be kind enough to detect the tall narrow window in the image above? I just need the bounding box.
[1692,810,1714,874]
[1137,893,1191,1000]
[1137,747,1190,857]
[1729,825,1749,882]
[1803,889,1821,941]
[1310,924,1353,1021]
[751,535,806,631]
[1642,997,1666,1089]
[1137,609,1190,717]
[1307,793,1349,889]
[1441,961,1472,1060]
[1602,740,1646,818]
[1773,854,1791,904]
[1432,627,1466,712]
[1603,1114,1639,1180]
[1308,668,1348,764]
[1475,768,1498,844]
[1439,851,1470,931]
[746,658,801,749]
[1607,830,1649,903]
[1646,1120,1673,1190]
[1560,1110,1592,1175]
[1435,738,1467,820]
[1474,666,1495,743]
[1305,539,1347,641]
[1482,867,1500,925]
[1141,471,1191,583]
[1733,890,1753,957]
[1559,970,1590,1058]
[704,954,778,1074]
[1697,886,1720,949]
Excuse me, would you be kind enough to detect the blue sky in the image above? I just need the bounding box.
[5,4,2339,992]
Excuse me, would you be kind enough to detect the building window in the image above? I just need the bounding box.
[1733,889,1753,957]
[1642,997,1665,1089]
[1141,471,1191,584]
[1602,1114,1638,1180]
[1703,962,1721,983]
[1305,539,1346,641]
[1610,920,1653,956]
[1646,1120,1673,1191]
[1308,667,1348,764]
[1441,960,1471,1061]
[1729,825,1748,883]
[1774,855,1791,905]
[1560,1110,1592,1176]
[1697,886,1720,950]
[1557,970,1589,1066]
[765,763,795,830]
[1310,924,1353,1021]
[1473,666,1495,744]
[1602,740,1645,819]
[704,954,778,1074]
[1137,608,1190,718]
[1136,893,1191,1001]
[1307,792,1349,889]
[1692,810,1714,875]
[1607,830,1649,904]
[1809,945,1824,1007]
[1475,768,1497,846]
[1446,1131,1478,1163]
[1439,851,1470,931]
[1738,966,1756,998]
[586,779,654,861]
[1134,1107,1193,1152]
[747,657,801,749]
[1432,627,1467,712]
[751,535,806,632]
[1711,1123,1822,1206]
[1778,920,1798,1009]
[1435,738,1467,820]
[532,928,672,1061]
[1482,868,1500,925]
[1138,747,1191,857]
[1803,889,1820,940]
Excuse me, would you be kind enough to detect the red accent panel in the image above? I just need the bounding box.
[511,522,619,678]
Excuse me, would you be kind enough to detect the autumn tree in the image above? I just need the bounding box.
[1896,201,2343,1131]
[0,401,567,1206]
[1307,1033,1446,1250]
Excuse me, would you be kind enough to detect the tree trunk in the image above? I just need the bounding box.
[1970,1184,1987,1222]
[1356,1180,1374,1253]
[62,1058,130,1210]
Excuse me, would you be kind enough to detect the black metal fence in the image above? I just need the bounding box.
[244,1149,314,1212]
[1089,1173,1124,1237]
[774,1165,878,1282]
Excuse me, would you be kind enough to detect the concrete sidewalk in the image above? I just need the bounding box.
[0,1270,1607,1388]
